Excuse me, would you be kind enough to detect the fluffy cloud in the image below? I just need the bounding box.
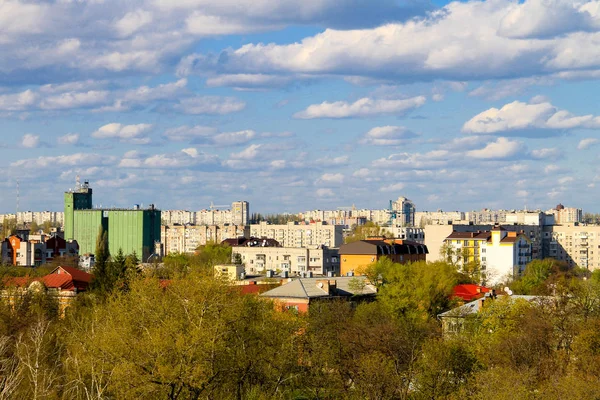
[186,0,600,85]
[92,123,153,144]
[315,173,344,185]
[58,133,80,145]
[315,155,350,166]
[316,188,335,197]
[380,183,405,192]
[578,138,599,150]
[294,96,425,119]
[360,126,418,145]
[466,137,525,159]
[212,130,256,146]
[372,150,451,170]
[163,125,217,141]
[119,148,219,169]
[21,134,40,148]
[463,100,600,136]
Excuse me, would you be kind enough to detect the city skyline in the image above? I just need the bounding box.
[2,0,600,214]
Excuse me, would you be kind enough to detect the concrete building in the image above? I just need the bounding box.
[549,224,600,269]
[425,223,545,263]
[443,227,533,285]
[161,210,195,225]
[390,196,416,226]
[231,243,339,276]
[160,224,249,255]
[214,264,245,281]
[338,239,428,276]
[547,204,583,225]
[231,201,249,225]
[1,233,78,267]
[64,181,161,262]
[381,226,424,243]
[415,211,465,227]
[250,221,343,248]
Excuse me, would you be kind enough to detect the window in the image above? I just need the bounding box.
[464,240,468,246]
[482,257,486,261]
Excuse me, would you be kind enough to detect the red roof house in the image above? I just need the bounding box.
[452,284,491,302]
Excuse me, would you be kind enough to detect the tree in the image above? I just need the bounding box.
[345,222,382,244]
[90,226,111,295]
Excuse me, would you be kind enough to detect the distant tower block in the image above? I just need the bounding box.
[64,178,93,241]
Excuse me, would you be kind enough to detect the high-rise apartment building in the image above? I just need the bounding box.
[160,224,249,255]
[232,201,249,225]
[546,204,583,224]
[390,196,416,226]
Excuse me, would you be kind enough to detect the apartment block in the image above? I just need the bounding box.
[443,227,533,285]
[250,221,343,248]
[546,204,583,224]
[161,224,250,255]
[425,223,545,263]
[381,226,425,243]
[549,224,600,269]
[231,245,339,275]
[415,211,465,227]
[1,233,78,267]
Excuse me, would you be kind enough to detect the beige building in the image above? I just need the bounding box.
[214,264,245,281]
[547,204,582,225]
[160,224,250,255]
[231,201,249,225]
[415,211,465,227]
[231,245,339,275]
[250,221,343,248]
[550,224,600,269]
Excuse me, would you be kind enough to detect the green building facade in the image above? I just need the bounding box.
[64,183,161,262]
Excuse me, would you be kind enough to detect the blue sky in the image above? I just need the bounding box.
[1,0,600,214]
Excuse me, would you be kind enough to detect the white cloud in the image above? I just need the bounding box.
[11,153,114,169]
[316,188,335,197]
[212,130,256,146]
[229,144,262,160]
[58,133,80,145]
[466,137,525,159]
[530,147,563,160]
[360,126,418,145]
[40,90,109,110]
[372,150,451,170]
[463,100,600,135]
[578,138,599,150]
[205,74,291,90]
[21,134,40,148]
[175,96,246,115]
[294,96,425,119]
[121,148,218,169]
[353,168,371,178]
[315,155,350,166]
[92,123,153,143]
[163,125,217,141]
[558,176,574,185]
[379,183,405,192]
[0,90,38,111]
[115,9,153,37]
[316,173,344,184]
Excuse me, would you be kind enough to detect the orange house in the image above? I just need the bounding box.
[338,239,428,276]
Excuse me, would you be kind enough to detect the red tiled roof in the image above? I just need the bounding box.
[452,284,491,301]
[51,266,93,284]
[42,274,76,291]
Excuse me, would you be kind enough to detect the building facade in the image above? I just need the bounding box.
[1,234,78,267]
[250,221,343,248]
[64,182,161,261]
[338,239,428,276]
[390,196,416,226]
[231,245,339,275]
[160,224,250,255]
[547,204,583,225]
[443,227,533,285]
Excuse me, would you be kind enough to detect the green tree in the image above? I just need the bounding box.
[90,226,111,295]
[344,222,382,244]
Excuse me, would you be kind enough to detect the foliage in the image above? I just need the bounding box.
[344,221,382,244]
[250,213,301,224]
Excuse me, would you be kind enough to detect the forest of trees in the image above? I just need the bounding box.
[0,241,600,398]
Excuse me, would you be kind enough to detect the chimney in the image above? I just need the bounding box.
[316,280,330,295]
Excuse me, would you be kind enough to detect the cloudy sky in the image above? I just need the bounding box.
[2,0,599,214]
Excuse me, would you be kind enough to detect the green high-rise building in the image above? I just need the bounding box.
[64,181,161,262]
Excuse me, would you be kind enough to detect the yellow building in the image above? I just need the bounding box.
[214,264,245,281]
[338,239,428,276]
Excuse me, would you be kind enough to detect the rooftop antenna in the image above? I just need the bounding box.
[76,174,81,190]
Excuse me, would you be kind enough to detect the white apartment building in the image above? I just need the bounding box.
[231,201,249,226]
[232,245,339,275]
[443,227,533,285]
[0,211,64,226]
[161,201,250,227]
[161,210,195,225]
[160,224,250,255]
[415,211,465,227]
[250,221,344,248]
